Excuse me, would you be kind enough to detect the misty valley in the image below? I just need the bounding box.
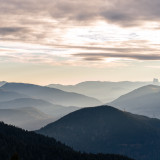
[0,80,160,160]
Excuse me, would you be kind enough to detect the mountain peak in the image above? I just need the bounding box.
[110,84,160,119]
[38,105,160,160]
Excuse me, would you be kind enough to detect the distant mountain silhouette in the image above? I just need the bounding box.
[0,98,79,130]
[0,107,54,130]
[0,89,29,102]
[0,81,6,87]
[47,81,151,102]
[110,85,160,118]
[0,122,133,160]
[1,83,102,107]
[38,105,160,160]
[0,98,79,116]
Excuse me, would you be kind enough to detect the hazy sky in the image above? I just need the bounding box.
[0,0,160,85]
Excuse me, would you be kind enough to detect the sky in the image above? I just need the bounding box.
[0,0,160,85]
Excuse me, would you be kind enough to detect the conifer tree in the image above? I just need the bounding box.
[11,153,19,160]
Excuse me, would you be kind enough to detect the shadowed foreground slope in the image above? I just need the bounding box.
[0,122,133,160]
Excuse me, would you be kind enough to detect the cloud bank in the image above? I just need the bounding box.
[1,0,160,65]
[1,0,160,25]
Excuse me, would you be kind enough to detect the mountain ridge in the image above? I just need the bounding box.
[109,85,160,118]
[47,81,152,102]
[0,97,80,130]
[1,82,102,107]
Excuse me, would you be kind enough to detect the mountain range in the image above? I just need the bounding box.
[38,105,160,160]
[1,82,102,107]
[0,98,79,117]
[1,81,160,159]
[47,81,151,102]
[0,82,102,130]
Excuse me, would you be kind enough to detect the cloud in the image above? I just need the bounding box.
[1,0,160,26]
[1,0,160,67]
[56,44,157,53]
[0,27,27,35]
[0,0,160,47]
[73,52,160,61]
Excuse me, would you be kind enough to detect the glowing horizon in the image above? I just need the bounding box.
[0,0,160,84]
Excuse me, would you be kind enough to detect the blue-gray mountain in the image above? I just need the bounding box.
[38,105,160,160]
[109,85,160,118]
[0,89,29,102]
[0,98,79,130]
[0,98,79,117]
[0,82,102,130]
[0,81,6,87]
[0,107,53,130]
[1,83,102,107]
[47,81,151,102]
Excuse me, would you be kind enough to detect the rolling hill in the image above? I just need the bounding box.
[0,98,79,117]
[38,105,160,160]
[0,98,79,130]
[0,107,54,130]
[0,89,29,102]
[109,85,160,118]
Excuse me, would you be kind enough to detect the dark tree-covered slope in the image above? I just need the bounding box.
[0,122,133,160]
